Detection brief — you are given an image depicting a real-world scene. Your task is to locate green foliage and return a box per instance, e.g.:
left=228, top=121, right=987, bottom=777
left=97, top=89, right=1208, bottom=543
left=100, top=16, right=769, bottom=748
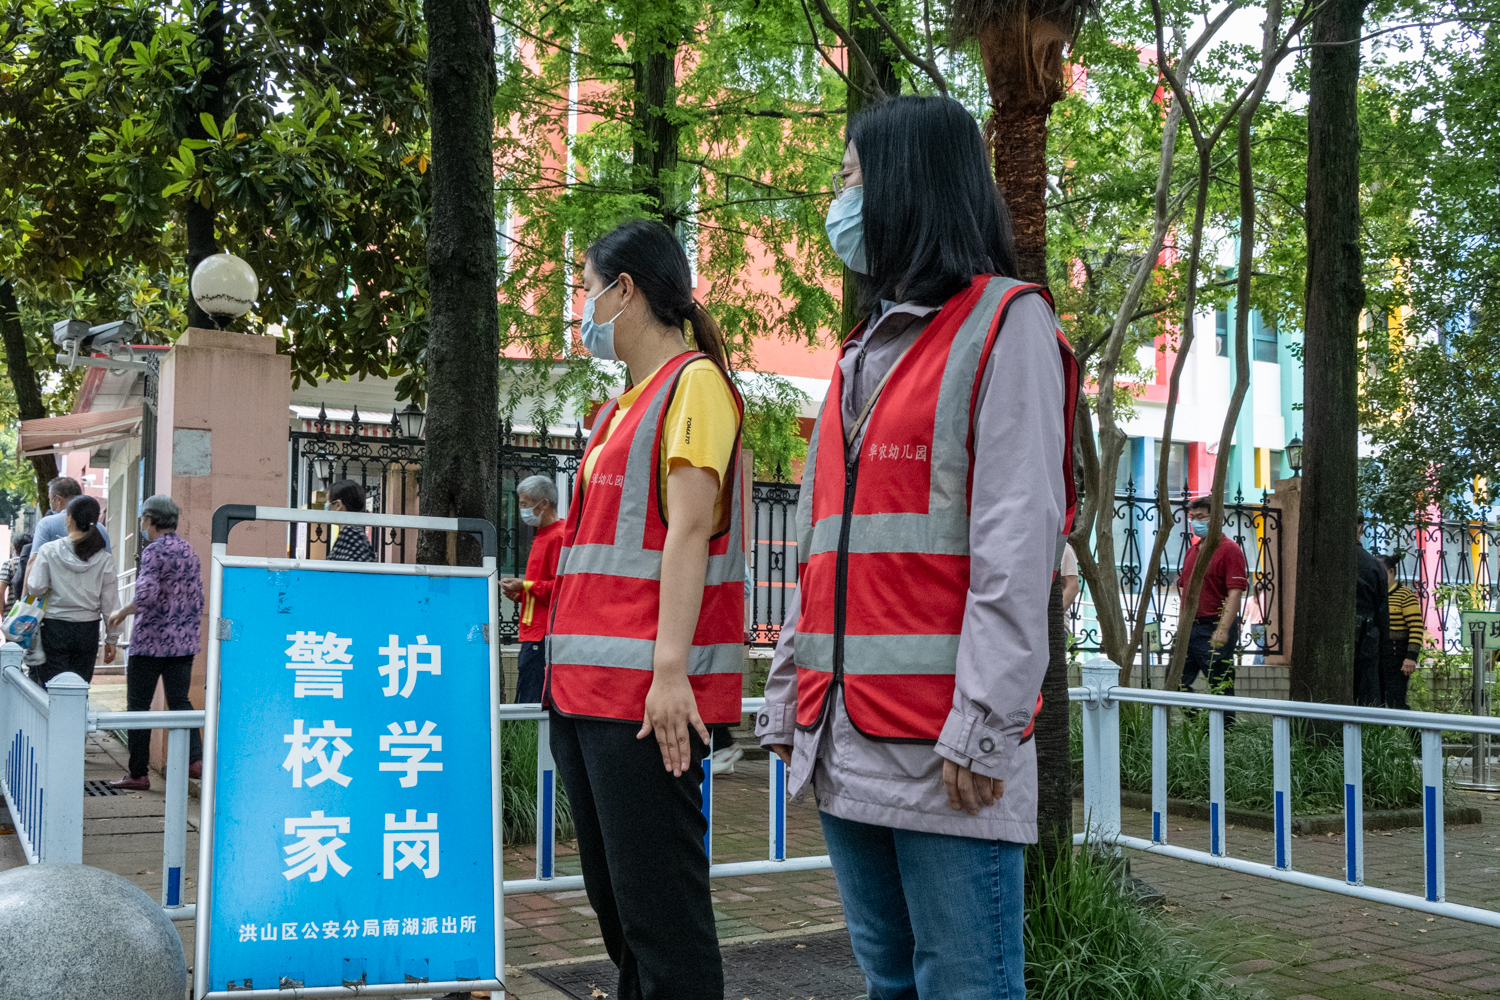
left=500, top=720, right=574, bottom=846
left=1071, top=705, right=1437, bottom=814
left=734, top=372, right=809, bottom=480
left=1026, top=847, right=1247, bottom=1000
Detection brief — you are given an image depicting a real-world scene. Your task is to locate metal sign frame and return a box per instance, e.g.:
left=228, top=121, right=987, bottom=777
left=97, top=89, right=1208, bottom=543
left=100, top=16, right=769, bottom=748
left=195, top=505, right=503, bottom=1000
left=1460, top=609, right=1500, bottom=651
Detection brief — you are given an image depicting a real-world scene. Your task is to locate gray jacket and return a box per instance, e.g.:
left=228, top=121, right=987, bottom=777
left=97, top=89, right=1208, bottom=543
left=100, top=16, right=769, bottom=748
left=755, top=292, right=1066, bottom=842
left=29, top=538, right=120, bottom=641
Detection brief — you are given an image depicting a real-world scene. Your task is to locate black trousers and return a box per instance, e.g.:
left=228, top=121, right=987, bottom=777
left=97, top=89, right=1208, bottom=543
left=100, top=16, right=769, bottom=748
left=34, top=618, right=101, bottom=686
left=1182, top=616, right=1239, bottom=725
left=1380, top=642, right=1411, bottom=711
left=515, top=641, right=545, bottom=703
left=127, top=653, right=203, bottom=778
left=549, top=710, right=723, bottom=1000
left=1353, top=616, right=1384, bottom=706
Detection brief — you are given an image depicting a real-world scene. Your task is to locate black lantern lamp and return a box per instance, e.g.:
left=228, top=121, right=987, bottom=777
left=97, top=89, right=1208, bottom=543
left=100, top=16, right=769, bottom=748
left=1286, top=436, right=1303, bottom=477
left=396, top=401, right=426, bottom=440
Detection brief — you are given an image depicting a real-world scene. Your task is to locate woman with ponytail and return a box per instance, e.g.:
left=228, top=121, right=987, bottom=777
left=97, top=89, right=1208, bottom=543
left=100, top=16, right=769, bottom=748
left=544, top=218, right=743, bottom=999
left=28, top=494, right=120, bottom=685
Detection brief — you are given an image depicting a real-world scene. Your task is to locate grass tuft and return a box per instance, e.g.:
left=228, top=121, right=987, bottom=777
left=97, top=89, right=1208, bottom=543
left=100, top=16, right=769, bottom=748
left=500, top=720, right=575, bottom=845
left=1027, top=847, right=1250, bottom=999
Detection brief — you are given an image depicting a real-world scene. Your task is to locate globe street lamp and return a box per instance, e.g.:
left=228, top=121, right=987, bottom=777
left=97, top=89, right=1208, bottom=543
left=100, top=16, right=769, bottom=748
left=190, top=253, right=258, bottom=329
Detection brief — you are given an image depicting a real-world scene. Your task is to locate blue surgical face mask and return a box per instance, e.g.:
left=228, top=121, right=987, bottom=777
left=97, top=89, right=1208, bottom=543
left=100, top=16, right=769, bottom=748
left=580, top=279, right=624, bottom=361
left=825, top=185, right=867, bottom=274
left=519, top=506, right=540, bottom=527
left=1190, top=518, right=1208, bottom=538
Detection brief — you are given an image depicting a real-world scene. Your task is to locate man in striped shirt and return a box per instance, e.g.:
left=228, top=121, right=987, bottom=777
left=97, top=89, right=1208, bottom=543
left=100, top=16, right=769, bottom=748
left=1376, top=554, right=1423, bottom=710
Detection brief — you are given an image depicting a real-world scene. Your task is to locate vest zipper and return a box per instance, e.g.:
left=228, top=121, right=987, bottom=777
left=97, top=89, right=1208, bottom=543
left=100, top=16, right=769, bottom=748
left=831, top=453, right=859, bottom=714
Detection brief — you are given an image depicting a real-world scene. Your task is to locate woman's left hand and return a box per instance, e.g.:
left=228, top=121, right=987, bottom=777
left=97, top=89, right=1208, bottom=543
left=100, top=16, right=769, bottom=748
left=943, top=758, right=1004, bottom=815
left=638, top=667, right=710, bottom=777
left=103, top=643, right=117, bottom=665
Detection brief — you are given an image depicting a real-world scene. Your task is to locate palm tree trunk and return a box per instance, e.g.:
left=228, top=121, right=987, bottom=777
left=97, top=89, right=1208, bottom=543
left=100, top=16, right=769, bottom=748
left=990, top=95, right=1053, bottom=287
left=418, top=0, right=499, bottom=565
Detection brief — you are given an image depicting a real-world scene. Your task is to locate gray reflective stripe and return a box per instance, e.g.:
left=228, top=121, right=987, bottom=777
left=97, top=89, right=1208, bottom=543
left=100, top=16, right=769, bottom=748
left=550, top=634, right=745, bottom=674
left=563, top=543, right=662, bottom=580
left=808, top=512, right=969, bottom=558
left=615, top=377, right=678, bottom=549
left=842, top=633, right=959, bottom=675
left=791, top=630, right=834, bottom=672
left=791, top=630, right=958, bottom=676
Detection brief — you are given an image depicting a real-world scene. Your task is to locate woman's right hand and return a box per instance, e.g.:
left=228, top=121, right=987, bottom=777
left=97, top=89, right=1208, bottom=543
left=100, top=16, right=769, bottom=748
left=768, top=743, right=792, bottom=767
left=638, top=667, right=711, bottom=777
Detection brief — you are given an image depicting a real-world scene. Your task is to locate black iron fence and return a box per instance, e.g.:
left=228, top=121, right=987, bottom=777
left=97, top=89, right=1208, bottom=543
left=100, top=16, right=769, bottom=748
left=1365, top=517, right=1500, bottom=654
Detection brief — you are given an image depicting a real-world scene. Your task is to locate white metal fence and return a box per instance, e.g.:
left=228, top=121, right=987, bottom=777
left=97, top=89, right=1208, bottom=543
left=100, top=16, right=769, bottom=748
left=0, top=645, right=86, bottom=864
left=1073, top=657, right=1500, bottom=928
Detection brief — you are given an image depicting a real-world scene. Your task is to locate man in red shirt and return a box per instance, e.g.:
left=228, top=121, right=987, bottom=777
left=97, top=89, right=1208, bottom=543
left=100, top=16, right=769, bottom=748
left=1178, top=495, right=1249, bottom=723
left=501, top=475, right=566, bottom=703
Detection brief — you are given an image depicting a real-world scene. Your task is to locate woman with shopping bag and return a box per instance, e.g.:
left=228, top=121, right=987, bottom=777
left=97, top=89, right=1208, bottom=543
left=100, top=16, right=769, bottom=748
left=27, top=494, right=119, bottom=686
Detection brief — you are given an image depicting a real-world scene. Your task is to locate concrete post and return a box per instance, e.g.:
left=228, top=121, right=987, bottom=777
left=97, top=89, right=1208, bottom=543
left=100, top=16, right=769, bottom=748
left=1265, top=476, right=1301, bottom=666
left=41, top=671, right=88, bottom=864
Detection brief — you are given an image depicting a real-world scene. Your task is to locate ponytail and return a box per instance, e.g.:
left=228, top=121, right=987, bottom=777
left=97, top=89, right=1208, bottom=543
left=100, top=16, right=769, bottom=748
left=66, top=494, right=106, bottom=561
left=684, top=301, right=729, bottom=372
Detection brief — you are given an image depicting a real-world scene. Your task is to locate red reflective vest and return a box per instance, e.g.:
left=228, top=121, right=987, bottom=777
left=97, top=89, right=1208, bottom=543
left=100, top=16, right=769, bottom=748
left=547, top=351, right=747, bottom=725
left=794, top=276, right=1079, bottom=741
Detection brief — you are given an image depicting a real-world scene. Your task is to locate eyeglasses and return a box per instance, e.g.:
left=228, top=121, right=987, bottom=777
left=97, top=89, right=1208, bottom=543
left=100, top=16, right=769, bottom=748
left=831, top=168, right=855, bottom=195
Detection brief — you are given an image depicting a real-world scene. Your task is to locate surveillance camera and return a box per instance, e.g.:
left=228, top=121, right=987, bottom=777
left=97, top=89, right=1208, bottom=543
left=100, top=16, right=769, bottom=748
left=86, top=320, right=136, bottom=353
left=51, top=318, right=91, bottom=349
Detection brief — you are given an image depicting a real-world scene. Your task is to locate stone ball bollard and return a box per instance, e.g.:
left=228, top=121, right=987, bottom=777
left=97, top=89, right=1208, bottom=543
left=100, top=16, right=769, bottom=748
left=0, top=863, right=186, bottom=999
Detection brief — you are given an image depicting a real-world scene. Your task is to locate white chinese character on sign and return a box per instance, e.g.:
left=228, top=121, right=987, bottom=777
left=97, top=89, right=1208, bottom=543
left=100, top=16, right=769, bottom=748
left=285, top=631, right=354, bottom=698
left=460, top=916, right=476, bottom=933
left=282, top=811, right=352, bottom=882
left=378, top=634, right=441, bottom=698
left=239, top=924, right=257, bottom=942
left=383, top=918, right=400, bottom=936
left=383, top=810, right=440, bottom=879
left=379, top=721, right=442, bottom=787
left=402, top=917, right=420, bottom=935
left=442, top=917, right=457, bottom=934
left=282, top=922, right=299, bottom=940
left=282, top=720, right=354, bottom=788
left=322, top=920, right=340, bottom=939
left=363, top=919, right=380, bottom=937
left=261, top=924, right=278, bottom=941
left=342, top=920, right=359, bottom=938
left=301, top=921, right=320, bottom=939
left=422, top=917, right=438, bottom=934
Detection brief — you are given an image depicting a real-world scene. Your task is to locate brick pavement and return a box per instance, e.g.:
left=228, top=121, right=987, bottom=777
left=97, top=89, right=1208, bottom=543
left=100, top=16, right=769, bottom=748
left=1102, top=790, right=1500, bottom=999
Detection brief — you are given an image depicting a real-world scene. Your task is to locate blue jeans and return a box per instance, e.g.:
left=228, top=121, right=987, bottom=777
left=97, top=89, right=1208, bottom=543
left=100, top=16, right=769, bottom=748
left=820, top=811, right=1027, bottom=1000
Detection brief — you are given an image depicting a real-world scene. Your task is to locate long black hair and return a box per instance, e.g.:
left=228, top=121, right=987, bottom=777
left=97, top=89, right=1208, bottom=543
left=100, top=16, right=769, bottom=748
left=584, top=219, right=730, bottom=371
left=848, top=96, right=1019, bottom=312
left=66, top=494, right=106, bottom=561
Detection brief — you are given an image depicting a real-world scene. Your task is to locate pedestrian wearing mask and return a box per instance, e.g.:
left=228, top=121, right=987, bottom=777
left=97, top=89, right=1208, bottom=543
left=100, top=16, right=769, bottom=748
left=758, top=96, right=1078, bottom=1000
left=500, top=474, right=566, bottom=703
left=27, top=494, right=119, bottom=686
left=325, top=479, right=377, bottom=562
left=1178, top=495, right=1248, bottom=723
left=546, top=218, right=744, bottom=1000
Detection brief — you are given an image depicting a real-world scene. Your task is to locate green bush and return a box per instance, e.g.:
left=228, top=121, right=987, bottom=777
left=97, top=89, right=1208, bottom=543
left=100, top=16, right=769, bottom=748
left=1071, top=704, right=1439, bottom=814
left=500, top=721, right=575, bottom=845
left=1026, top=848, right=1246, bottom=999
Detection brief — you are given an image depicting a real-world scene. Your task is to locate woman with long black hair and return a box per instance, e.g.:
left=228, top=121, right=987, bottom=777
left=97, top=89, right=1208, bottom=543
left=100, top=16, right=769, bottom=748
left=545, top=219, right=744, bottom=1000
left=758, top=95, right=1077, bottom=998
left=28, top=494, right=119, bottom=686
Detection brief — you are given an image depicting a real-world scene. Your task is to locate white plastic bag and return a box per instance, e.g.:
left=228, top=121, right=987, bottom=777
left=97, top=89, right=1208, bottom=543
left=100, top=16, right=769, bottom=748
left=2, top=592, right=46, bottom=648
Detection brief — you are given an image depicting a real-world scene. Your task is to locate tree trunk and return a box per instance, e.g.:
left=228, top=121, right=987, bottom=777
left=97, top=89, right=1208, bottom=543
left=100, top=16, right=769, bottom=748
left=1032, top=575, right=1072, bottom=877
left=839, top=0, right=899, bottom=337
left=184, top=0, right=230, bottom=330
left=418, top=0, right=499, bottom=566
left=633, top=34, right=681, bottom=232
left=0, top=281, right=58, bottom=498
left=1292, top=0, right=1366, bottom=707
left=990, top=95, right=1053, bottom=286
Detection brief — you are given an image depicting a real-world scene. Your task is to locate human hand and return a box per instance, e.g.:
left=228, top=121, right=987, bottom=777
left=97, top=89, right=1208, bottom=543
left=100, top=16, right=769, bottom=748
left=768, top=743, right=792, bottom=767
left=637, top=668, right=710, bottom=777
left=499, top=577, right=523, bottom=600
left=1402, top=658, right=1417, bottom=677
left=104, top=643, right=117, bottom=665
left=106, top=610, right=127, bottom=631
left=943, top=758, right=1004, bottom=815
left=1210, top=626, right=1230, bottom=649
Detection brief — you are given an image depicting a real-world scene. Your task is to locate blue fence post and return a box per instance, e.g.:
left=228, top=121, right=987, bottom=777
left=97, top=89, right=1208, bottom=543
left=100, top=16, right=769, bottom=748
left=1272, top=715, right=1292, bottom=870
left=535, top=718, right=556, bottom=880
left=1343, top=722, right=1364, bottom=885
left=162, top=728, right=188, bottom=907
left=1421, top=728, right=1445, bottom=903
left=1209, top=710, right=1226, bottom=858
left=1151, top=704, right=1167, bottom=844
left=768, top=754, right=786, bottom=862
left=1080, top=657, right=1121, bottom=854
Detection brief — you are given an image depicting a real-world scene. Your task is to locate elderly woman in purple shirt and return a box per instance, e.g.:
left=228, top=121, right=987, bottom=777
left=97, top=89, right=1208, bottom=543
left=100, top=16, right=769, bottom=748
left=107, top=494, right=205, bottom=791
left=757, top=97, right=1070, bottom=999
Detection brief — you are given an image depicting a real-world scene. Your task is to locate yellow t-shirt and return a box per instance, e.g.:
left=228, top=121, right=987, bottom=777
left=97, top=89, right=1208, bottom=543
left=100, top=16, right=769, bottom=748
left=582, top=358, right=740, bottom=531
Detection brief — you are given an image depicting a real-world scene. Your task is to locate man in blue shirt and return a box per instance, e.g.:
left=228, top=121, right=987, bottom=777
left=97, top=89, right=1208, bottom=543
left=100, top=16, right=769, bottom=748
left=23, top=477, right=110, bottom=590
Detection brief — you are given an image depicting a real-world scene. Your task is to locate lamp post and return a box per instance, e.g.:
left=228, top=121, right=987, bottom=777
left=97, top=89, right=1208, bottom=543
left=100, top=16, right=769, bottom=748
left=395, top=401, right=426, bottom=441
left=190, top=253, right=258, bottom=329
left=1286, top=436, right=1303, bottom=477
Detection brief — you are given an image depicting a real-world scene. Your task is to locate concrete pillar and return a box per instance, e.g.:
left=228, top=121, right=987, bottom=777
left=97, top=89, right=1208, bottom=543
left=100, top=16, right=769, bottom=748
left=1265, top=476, right=1301, bottom=666
left=148, top=328, right=290, bottom=764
